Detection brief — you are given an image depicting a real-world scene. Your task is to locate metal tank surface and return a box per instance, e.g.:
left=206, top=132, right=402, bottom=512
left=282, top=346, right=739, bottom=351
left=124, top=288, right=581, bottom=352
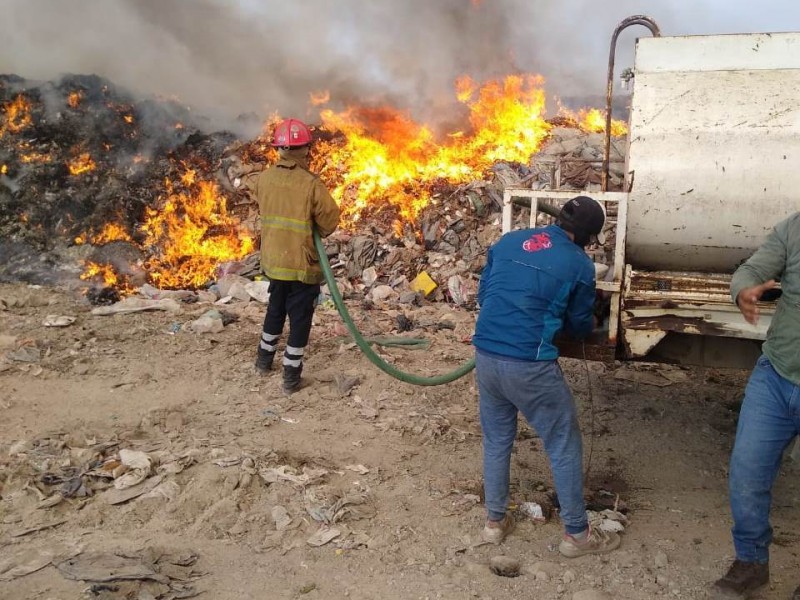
left=625, top=33, right=800, bottom=272
left=501, top=24, right=798, bottom=366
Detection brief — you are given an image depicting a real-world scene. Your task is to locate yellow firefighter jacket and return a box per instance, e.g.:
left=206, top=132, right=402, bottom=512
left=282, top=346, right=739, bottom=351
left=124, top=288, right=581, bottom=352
left=252, top=154, right=340, bottom=284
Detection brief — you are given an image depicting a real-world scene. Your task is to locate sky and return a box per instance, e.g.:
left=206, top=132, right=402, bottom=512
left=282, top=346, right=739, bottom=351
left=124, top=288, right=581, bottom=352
left=1, top=0, right=798, bottom=132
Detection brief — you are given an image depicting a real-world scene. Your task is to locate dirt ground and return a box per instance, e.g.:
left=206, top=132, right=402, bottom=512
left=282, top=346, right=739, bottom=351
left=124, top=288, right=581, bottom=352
left=1, top=281, right=798, bottom=600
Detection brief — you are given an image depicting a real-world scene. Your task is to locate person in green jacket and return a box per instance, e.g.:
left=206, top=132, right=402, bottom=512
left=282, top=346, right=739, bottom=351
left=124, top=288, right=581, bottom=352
left=712, top=213, right=800, bottom=600
left=249, top=118, right=340, bottom=394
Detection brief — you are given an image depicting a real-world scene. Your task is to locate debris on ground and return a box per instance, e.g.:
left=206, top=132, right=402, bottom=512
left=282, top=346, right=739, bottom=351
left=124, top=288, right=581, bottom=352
left=55, top=549, right=202, bottom=599
left=91, top=297, right=182, bottom=316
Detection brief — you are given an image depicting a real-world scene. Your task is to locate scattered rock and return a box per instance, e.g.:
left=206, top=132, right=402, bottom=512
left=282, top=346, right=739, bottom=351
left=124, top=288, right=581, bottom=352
left=655, top=550, right=669, bottom=568
left=42, top=315, right=76, bottom=327
left=245, top=280, right=271, bottom=303
left=532, top=561, right=559, bottom=581
left=370, top=285, right=396, bottom=302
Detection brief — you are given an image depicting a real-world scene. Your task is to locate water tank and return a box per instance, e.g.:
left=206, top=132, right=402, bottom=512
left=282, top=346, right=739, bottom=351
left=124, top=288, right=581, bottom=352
left=625, top=33, right=800, bottom=272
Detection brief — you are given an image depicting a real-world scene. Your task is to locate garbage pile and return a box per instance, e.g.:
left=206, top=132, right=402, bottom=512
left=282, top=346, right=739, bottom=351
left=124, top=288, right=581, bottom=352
left=1, top=73, right=626, bottom=306
left=0, top=74, right=228, bottom=246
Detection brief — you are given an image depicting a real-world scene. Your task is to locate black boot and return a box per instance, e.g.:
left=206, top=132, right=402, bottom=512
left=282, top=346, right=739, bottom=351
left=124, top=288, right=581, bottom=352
left=711, top=560, right=769, bottom=599
left=255, top=349, right=275, bottom=375
left=283, top=364, right=303, bottom=394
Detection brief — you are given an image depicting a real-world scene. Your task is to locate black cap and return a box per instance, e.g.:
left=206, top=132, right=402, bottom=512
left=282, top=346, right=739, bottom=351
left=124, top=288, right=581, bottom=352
left=557, top=196, right=606, bottom=247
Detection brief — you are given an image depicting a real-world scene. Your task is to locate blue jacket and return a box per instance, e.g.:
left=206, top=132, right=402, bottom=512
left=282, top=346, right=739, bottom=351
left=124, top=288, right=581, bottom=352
left=473, top=225, right=596, bottom=361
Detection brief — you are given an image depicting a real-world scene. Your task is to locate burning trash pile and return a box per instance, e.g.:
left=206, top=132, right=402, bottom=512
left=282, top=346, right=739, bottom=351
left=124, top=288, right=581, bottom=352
left=0, top=72, right=627, bottom=307
left=0, top=74, right=253, bottom=295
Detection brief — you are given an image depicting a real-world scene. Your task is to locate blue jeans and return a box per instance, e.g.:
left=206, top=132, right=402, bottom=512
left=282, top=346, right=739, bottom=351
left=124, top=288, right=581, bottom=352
left=475, top=350, right=588, bottom=534
left=730, top=355, right=800, bottom=563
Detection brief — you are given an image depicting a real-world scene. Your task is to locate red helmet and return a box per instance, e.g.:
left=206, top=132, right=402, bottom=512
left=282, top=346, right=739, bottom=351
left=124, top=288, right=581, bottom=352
left=271, top=118, right=312, bottom=147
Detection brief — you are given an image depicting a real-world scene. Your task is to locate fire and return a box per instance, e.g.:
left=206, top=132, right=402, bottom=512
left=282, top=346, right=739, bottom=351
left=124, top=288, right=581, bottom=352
left=311, top=74, right=552, bottom=223
left=0, top=95, right=33, bottom=137
left=20, top=152, right=52, bottom=163
left=576, top=107, right=628, bottom=136
left=139, top=170, right=255, bottom=289
left=309, top=90, right=330, bottom=107
left=123, top=114, right=134, bottom=124
left=180, top=165, right=196, bottom=186
left=67, top=91, right=83, bottom=108
left=175, top=123, right=184, bottom=130
left=80, top=261, right=121, bottom=287
left=556, top=106, right=628, bottom=137
left=67, top=152, right=97, bottom=176
left=1, top=164, right=7, bottom=175
left=80, top=260, right=136, bottom=294
left=74, top=222, right=132, bottom=246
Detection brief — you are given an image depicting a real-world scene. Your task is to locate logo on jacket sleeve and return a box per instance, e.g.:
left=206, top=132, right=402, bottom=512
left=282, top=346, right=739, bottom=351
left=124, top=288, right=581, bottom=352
left=522, top=232, right=553, bottom=252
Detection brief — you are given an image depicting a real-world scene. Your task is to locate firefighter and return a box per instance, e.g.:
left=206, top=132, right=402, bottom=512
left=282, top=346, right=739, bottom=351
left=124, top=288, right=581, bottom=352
left=712, top=213, right=800, bottom=600
left=250, top=118, right=340, bottom=394
left=472, top=196, right=621, bottom=557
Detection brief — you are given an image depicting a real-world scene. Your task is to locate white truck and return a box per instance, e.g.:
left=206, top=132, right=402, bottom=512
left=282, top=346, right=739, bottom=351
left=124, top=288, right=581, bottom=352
left=503, top=24, right=800, bottom=368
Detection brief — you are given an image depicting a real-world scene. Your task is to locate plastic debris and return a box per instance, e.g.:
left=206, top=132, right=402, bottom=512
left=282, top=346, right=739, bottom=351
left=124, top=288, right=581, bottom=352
left=91, top=297, right=181, bottom=316
left=306, top=527, right=341, bottom=547
left=272, top=506, right=292, bottom=531
left=42, top=315, right=76, bottom=327
left=410, top=271, right=437, bottom=296
left=259, top=465, right=328, bottom=487
left=185, top=309, right=225, bottom=334
left=520, top=501, right=546, bottom=522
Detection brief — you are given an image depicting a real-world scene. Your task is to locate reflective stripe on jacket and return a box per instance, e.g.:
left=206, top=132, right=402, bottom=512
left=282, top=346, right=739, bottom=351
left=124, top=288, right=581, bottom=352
left=254, top=157, right=340, bottom=284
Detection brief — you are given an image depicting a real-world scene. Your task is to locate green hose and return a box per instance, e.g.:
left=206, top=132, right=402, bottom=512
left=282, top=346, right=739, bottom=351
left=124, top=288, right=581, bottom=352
left=313, top=229, right=475, bottom=385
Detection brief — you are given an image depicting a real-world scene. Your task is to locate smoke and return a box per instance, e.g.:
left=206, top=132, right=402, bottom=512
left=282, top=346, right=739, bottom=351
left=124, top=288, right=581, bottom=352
left=1, top=0, right=798, bottom=132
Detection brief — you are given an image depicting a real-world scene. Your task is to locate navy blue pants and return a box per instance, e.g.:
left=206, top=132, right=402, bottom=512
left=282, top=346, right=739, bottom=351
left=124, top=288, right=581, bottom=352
left=260, top=280, right=319, bottom=367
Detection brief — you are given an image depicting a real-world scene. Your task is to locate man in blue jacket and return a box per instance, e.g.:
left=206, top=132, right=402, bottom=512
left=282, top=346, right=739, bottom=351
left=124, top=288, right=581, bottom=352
left=472, top=196, right=620, bottom=557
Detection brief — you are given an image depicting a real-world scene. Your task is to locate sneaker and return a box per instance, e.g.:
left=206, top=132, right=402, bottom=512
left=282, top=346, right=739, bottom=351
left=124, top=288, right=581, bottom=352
left=559, top=527, right=621, bottom=558
left=255, top=350, right=274, bottom=375
left=711, top=560, right=769, bottom=599
left=481, top=514, right=515, bottom=545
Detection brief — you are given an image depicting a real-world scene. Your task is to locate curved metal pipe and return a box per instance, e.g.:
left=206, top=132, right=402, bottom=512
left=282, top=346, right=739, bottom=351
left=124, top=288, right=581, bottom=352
left=602, top=15, right=661, bottom=191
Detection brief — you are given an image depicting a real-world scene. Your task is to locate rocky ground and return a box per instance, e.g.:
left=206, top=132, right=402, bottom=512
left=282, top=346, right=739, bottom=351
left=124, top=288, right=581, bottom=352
left=1, top=281, right=799, bottom=600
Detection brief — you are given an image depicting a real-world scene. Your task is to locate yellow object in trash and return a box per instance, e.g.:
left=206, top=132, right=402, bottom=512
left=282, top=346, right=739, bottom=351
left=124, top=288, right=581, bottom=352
left=410, top=271, right=437, bottom=296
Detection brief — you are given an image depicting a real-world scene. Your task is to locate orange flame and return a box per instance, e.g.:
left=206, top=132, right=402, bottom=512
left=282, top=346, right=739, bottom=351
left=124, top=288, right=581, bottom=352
left=67, top=91, right=83, bottom=109
left=558, top=106, right=628, bottom=137
left=139, top=171, right=255, bottom=289
left=81, top=261, right=120, bottom=286
left=0, top=95, right=33, bottom=137
left=67, top=153, right=96, bottom=176
left=311, top=74, right=552, bottom=223
left=123, top=114, right=134, bottom=124
left=74, top=223, right=132, bottom=245
left=0, top=164, right=7, bottom=175
left=576, top=108, right=628, bottom=136
left=79, top=261, right=136, bottom=295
